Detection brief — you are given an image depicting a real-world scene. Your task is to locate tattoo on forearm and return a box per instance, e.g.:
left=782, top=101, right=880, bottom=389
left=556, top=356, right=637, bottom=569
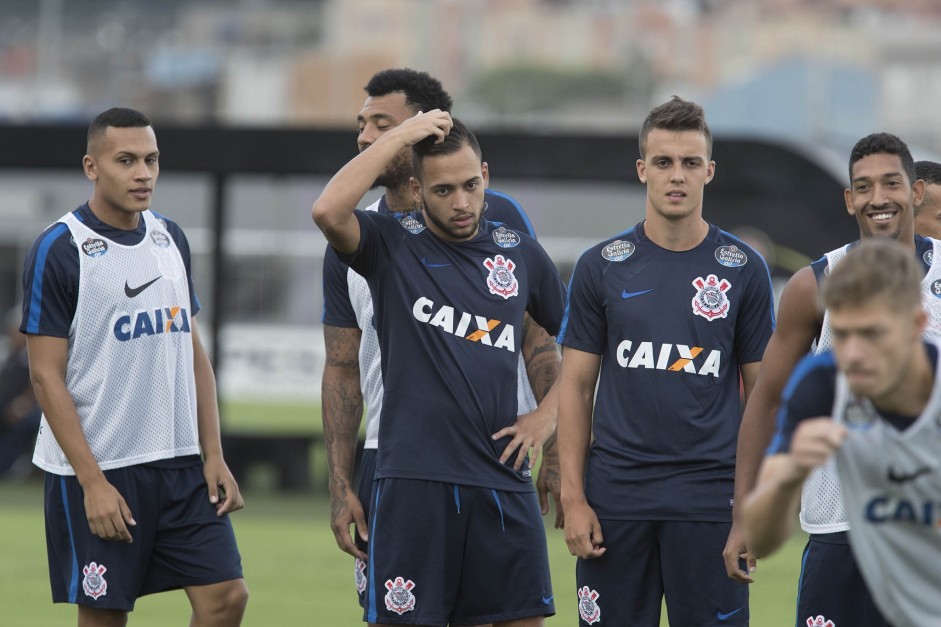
left=322, top=325, right=364, bottom=498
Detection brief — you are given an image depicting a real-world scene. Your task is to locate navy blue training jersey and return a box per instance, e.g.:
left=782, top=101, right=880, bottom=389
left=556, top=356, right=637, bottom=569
left=322, top=189, right=536, bottom=328
left=21, top=203, right=199, bottom=337
left=337, top=210, right=565, bottom=492
left=559, top=222, right=775, bottom=521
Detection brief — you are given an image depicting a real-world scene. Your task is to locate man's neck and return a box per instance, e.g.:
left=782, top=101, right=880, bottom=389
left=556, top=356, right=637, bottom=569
left=643, top=214, right=709, bottom=251
left=382, top=185, right=420, bottom=214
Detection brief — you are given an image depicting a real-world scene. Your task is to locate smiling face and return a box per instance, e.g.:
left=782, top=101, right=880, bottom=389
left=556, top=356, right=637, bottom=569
left=410, top=143, right=489, bottom=242
left=845, top=152, right=923, bottom=242
left=83, top=125, right=159, bottom=229
left=636, top=128, right=715, bottom=224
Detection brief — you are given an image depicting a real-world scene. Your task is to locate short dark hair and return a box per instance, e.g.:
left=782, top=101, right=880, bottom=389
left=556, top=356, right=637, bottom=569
left=411, top=118, right=481, bottom=180
left=915, top=160, right=941, bottom=186
left=364, top=68, right=453, bottom=114
left=638, top=96, right=712, bottom=159
left=87, top=107, right=152, bottom=151
left=822, top=239, right=922, bottom=314
left=848, top=133, right=915, bottom=185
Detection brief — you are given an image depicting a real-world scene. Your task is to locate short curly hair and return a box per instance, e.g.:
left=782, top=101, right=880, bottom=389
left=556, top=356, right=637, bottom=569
left=364, top=68, right=454, bottom=113
left=848, top=133, right=915, bottom=185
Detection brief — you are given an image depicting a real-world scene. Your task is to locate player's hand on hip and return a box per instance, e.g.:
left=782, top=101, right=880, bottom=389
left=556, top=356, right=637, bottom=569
left=790, top=417, right=847, bottom=473
left=83, top=476, right=136, bottom=543
left=494, top=406, right=555, bottom=471
left=330, top=488, right=368, bottom=561
left=564, top=501, right=606, bottom=559
left=722, top=521, right=755, bottom=583
left=203, top=457, right=244, bottom=516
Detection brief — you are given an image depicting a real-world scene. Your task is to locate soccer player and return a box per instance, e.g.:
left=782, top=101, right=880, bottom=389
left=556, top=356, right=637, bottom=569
left=320, top=68, right=562, bottom=611
left=557, top=96, right=775, bottom=626
left=21, top=108, right=248, bottom=626
left=730, top=133, right=938, bottom=627
left=744, top=239, right=941, bottom=627
left=312, top=113, right=564, bottom=626
left=914, top=160, right=941, bottom=239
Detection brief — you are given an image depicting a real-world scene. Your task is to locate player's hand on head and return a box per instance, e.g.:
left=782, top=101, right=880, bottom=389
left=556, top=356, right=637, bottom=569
left=83, top=476, right=136, bottom=543
left=329, top=488, right=368, bottom=561
left=564, top=501, right=606, bottom=559
left=394, top=109, right=452, bottom=146
left=790, top=417, right=847, bottom=473
left=203, top=457, right=244, bottom=516
left=722, top=522, right=756, bottom=583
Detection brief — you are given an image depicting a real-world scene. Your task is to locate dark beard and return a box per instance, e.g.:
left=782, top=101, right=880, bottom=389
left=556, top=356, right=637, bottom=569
left=421, top=197, right=482, bottom=241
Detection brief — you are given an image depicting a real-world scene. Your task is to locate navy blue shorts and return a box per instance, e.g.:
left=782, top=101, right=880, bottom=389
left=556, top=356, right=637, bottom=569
left=364, top=478, right=554, bottom=625
left=795, top=532, right=889, bottom=627
left=353, top=448, right=377, bottom=607
left=576, top=520, right=748, bottom=626
left=44, top=460, right=243, bottom=611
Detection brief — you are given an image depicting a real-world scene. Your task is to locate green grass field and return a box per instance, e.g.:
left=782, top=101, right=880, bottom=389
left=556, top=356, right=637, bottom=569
left=0, top=478, right=807, bottom=626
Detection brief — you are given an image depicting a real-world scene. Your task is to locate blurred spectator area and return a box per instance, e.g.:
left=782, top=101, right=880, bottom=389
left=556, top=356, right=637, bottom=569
left=0, top=122, right=857, bottom=489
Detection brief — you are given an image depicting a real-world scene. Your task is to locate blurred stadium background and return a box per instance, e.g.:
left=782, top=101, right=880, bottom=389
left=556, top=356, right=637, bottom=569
left=1, top=0, right=939, bottom=623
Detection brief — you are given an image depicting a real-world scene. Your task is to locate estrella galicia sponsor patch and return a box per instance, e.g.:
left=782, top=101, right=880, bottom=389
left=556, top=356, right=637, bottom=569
left=384, top=576, right=416, bottom=615
left=601, top=240, right=635, bottom=262
left=931, top=279, right=941, bottom=299
left=925, top=249, right=934, bottom=267
left=715, top=245, right=748, bottom=267
left=81, top=238, right=108, bottom=257
left=150, top=230, right=171, bottom=248
left=691, top=274, right=731, bottom=321
left=82, top=562, right=108, bottom=600
left=398, top=214, right=425, bottom=234
left=484, top=255, right=519, bottom=299
left=492, top=226, right=521, bottom=248
left=577, top=586, right=601, bottom=624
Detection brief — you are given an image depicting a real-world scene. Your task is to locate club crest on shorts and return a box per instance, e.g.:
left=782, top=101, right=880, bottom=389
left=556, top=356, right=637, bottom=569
left=484, top=255, right=519, bottom=299
left=384, top=576, right=416, bottom=615
left=354, top=558, right=367, bottom=594
left=691, top=274, right=731, bottom=321
left=806, top=616, right=835, bottom=627
left=577, top=586, right=601, bottom=624
left=82, top=562, right=108, bottom=600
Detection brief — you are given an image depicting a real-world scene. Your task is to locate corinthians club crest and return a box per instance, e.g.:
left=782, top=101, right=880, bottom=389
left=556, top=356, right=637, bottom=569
left=577, top=586, right=601, bottom=624
left=384, top=576, right=417, bottom=615
left=82, top=562, right=108, bottom=600
left=691, top=274, right=731, bottom=321
left=484, top=255, right=519, bottom=299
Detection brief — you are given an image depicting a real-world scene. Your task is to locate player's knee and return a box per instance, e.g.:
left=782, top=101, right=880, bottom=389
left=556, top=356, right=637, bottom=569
left=191, top=579, right=249, bottom=625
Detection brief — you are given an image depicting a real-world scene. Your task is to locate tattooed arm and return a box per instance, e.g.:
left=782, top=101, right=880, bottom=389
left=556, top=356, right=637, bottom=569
left=322, top=323, right=367, bottom=559
left=493, top=314, right=564, bottom=526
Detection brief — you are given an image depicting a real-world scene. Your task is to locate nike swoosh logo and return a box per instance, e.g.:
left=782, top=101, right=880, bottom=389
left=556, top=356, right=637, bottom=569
left=541, top=595, right=554, bottom=605
left=621, top=288, right=653, bottom=299
left=887, top=466, right=932, bottom=483
left=125, top=276, right=162, bottom=298
left=422, top=257, right=450, bottom=268
left=716, top=608, right=743, bottom=621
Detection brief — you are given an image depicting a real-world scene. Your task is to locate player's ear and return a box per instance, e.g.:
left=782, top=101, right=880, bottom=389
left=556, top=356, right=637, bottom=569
left=844, top=188, right=855, bottom=216
left=409, top=176, right=422, bottom=203
left=481, top=161, right=490, bottom=189
left=912, top=178, right=926, bottom=208
left=83, top=155, right=97, bottom=181
left=704, top=160, right=716, bottom=185
left=636, top=159, right=647, bottom=184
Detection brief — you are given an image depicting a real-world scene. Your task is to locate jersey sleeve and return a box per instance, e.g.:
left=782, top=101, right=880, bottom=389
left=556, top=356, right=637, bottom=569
left=20, top=223, right=79, bottom=338
left=734, top=253, right=776, bottom=364
left=557, top=249, right=605, bottom=354
left=525, top=241, right=566, bottom=337
left=159, top=216, right=201, bottom=316
left=484, top=190, right=536, bottom=238
left=766, top=352, right=837, bottom=455
left=321, top=245, right=358, bottom=328
left=337, top=210, right=399, bottom=278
